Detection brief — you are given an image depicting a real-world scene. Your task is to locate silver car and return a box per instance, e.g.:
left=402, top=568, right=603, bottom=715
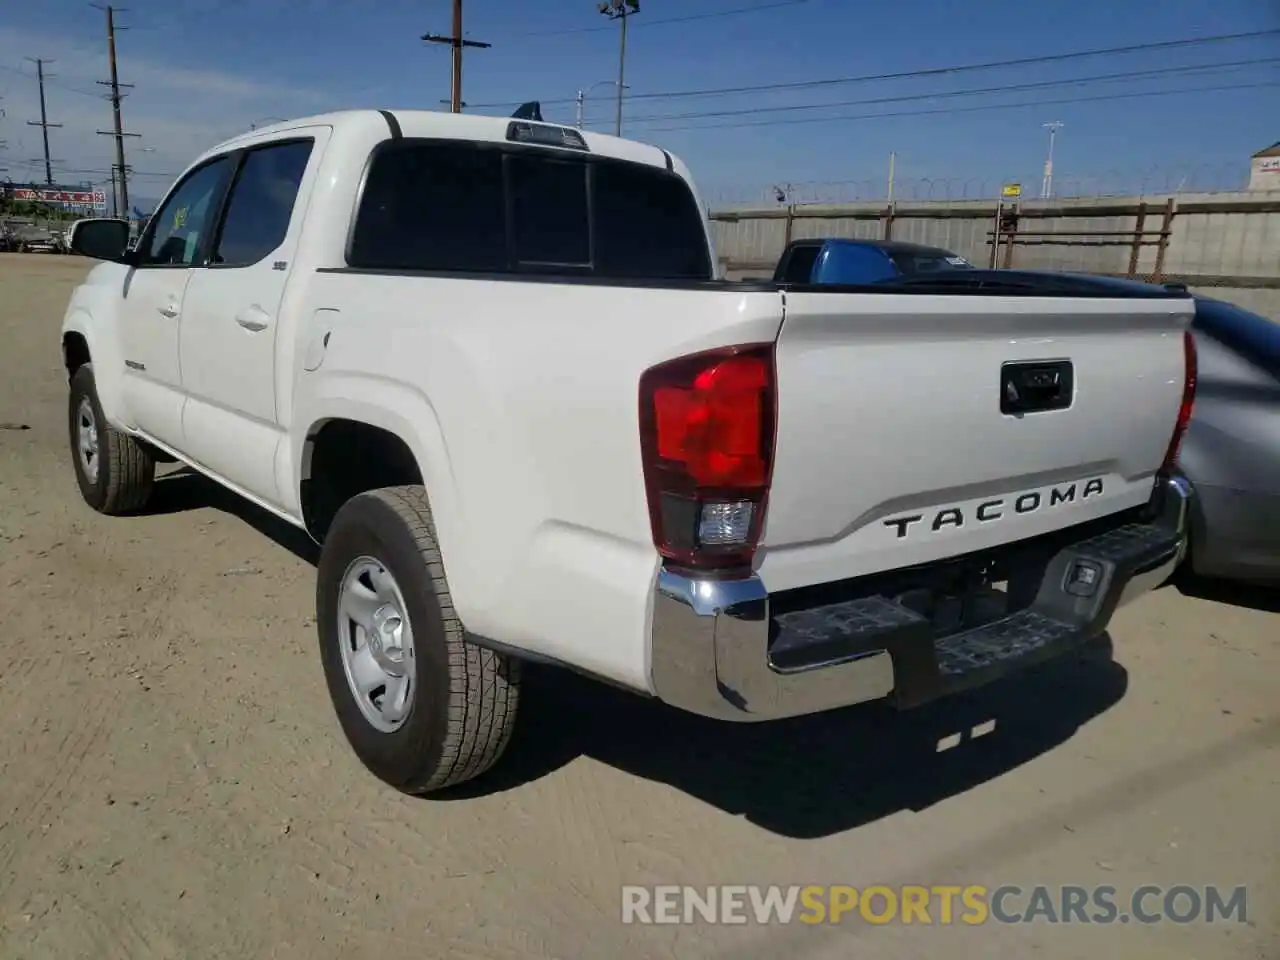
left=1178, top=296, right=1280, bottom=584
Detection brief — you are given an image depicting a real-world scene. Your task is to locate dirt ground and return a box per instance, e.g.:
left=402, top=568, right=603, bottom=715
left=0, top=252, right=1275, bottom=960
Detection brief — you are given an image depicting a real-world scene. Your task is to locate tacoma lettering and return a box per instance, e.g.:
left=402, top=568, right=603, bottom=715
left=883, top=478, right=1105, bottom=539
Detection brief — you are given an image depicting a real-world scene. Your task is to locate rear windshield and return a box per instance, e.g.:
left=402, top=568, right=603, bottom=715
left=774, top=244, right=821, bottom=283
left=348, top=139, right=713, bottom=281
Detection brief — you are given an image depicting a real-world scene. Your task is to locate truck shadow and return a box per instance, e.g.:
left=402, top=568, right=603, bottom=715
left=144, top=469, right=319, bottom=564
left=1169, top=572, right=1280, bottom=613
left=451, top=635, right=1127, bottom=839
left=140, top=470, right=1129, bottom=838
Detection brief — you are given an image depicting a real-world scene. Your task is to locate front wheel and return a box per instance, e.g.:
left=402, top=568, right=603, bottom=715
left=68, top=364, right=155, bottom=514
left=315, top=486, right=521, bottom=794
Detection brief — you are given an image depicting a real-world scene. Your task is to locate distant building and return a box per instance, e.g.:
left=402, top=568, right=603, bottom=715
left=1248, top=141, right=1280, bottom=191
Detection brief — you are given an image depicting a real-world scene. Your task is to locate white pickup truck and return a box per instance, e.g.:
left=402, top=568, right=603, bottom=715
left=62, top=109, right=1195, bottom=794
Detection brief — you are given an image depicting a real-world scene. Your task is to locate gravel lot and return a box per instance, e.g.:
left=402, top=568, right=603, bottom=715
left=0, top=252, right=1276, bottom=960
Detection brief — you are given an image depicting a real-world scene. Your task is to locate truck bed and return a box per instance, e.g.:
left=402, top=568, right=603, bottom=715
left=304, top=268, right=1190, bottom=610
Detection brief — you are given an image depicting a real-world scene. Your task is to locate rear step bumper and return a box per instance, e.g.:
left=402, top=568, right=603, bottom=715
left=649, top=473, right=1191, bottom=722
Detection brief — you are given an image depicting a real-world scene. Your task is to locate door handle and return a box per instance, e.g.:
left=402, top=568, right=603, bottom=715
left=158, top=303, right=180, bottom=319
left=235, top=306, right=270, bottom=332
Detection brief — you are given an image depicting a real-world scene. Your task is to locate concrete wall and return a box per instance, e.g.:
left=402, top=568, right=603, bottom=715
left=709, top=191, right=1280, bottom=319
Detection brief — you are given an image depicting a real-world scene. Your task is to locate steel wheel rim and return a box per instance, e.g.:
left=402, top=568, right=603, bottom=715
left=76, top=397, right=100, bottom=485
left=337, top=556, right=417, bottom=733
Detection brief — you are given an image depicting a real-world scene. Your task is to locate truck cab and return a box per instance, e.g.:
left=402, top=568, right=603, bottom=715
left=773, top=237, right=975, bottom=286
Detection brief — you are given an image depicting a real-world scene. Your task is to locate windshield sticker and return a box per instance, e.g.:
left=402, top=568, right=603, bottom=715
left=173, top=206, right=189, bottom=232
left=946, top=256, right=970, bottom=266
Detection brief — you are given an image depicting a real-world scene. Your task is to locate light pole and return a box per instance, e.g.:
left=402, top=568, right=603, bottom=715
left=1041, top=121, right=1063, bottom=199
left=576, top=80, right=628, bottom=130
left=597, top=0, right=640, bottom=136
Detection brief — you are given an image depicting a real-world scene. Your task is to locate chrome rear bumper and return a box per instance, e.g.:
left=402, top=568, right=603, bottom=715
left=649, top=473, right=1191, bottom=722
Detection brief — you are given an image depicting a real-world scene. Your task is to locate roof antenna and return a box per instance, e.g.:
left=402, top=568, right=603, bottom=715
left=511, top=101, right=543, bottom=122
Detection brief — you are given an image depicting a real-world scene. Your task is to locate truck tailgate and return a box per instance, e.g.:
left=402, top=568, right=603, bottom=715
left=759, top=291, right=1193, bottom=591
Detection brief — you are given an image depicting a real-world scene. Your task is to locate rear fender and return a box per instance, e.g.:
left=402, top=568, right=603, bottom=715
left=295, top=373, right=469, bottom=605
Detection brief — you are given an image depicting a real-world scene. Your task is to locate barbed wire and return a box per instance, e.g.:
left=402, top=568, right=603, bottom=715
left=706, top=161, right=1261, bottom=207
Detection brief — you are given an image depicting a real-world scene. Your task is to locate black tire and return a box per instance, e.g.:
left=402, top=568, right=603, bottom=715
left=68, top=364, right=155, bottom=515
left=315, top=486, right=521, bottom=794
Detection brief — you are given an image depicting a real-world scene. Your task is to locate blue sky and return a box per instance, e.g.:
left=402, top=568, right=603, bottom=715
left=1, top=0, right=1276, bottom=208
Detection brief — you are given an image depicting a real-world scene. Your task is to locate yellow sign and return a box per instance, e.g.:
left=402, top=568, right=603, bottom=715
left=1001, top=183, right=1022, bottom=199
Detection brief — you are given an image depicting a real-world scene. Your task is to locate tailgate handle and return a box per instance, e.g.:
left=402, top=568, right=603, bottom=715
left=1001, top=360, right=1074, bottom=415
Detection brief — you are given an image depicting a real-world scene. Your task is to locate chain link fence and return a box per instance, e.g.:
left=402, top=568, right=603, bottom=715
left=705, top=162, right=1256, bottom=208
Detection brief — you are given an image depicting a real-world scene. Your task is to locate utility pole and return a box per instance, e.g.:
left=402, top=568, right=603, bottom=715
left=597, top=0, right=640, bottom=136
left=423, top=0, right=491, bottom=114
left=575, top=79, right=625, bottom=130
left=93, top=4, right=141, bottom=217
left=25, top=59, right=63, bottom=185
left=1041, top=120, right=1064, bottom=199
left=0, top=97, right=9, bottom=177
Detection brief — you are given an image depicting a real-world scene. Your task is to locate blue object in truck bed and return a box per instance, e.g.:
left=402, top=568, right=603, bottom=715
left=773, top=238, right=975, bottom=285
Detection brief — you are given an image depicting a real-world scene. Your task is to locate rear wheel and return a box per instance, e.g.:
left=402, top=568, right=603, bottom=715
left=315, top=486, right=521, bottom=794
left=68, top=364, right=155, bottom=514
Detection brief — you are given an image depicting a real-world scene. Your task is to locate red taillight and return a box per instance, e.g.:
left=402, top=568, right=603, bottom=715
left=1162, top=329, right=1197, bottom=472
left=639, top=344, right=776, bottom=570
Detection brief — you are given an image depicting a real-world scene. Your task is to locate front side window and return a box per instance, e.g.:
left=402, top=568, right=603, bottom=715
left=213, top=140, right=314, bottom=267
left=347, top=139, right=712, bottom=281
left=140, top=156, right=235, bottom=267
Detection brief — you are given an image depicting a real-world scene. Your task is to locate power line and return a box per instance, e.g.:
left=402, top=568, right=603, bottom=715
left=466, top=27, right=1280, bottom=110
left=130, top=0, right=249, bottom=33
left=24, top=58, right=64, bottom=185
left=0, top=62, right=103, bottom=99
left=514, top=0, right=807, bottom=37
left=12, top=162, right=176, bottom=179
left=618, top=56, right=1280, bottom=125
left=627, top=79, right=1280, bottom=134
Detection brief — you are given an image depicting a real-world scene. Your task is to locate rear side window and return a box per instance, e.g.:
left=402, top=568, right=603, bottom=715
left=347, top=139, right=712, bottom=281
left=889, top=251, right=973, bottom=275
left=214, top=139, right=314, bottom=266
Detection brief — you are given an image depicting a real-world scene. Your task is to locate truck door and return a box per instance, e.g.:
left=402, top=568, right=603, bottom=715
left=177, top=131, right=325, bottom=507
left=117, top=155, right=236, bottom=445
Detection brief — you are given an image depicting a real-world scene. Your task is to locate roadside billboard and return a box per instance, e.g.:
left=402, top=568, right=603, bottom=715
left=3, top=184, right=109, bottom=210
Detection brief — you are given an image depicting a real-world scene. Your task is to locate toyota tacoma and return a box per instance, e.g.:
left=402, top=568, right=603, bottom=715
left=60, top=110, right=1195, bottom=793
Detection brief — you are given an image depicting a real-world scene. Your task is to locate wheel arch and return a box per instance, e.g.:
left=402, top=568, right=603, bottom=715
left=61, top=310, right=130, bottom=429
left=62, top=330, right=91, bottom=376
left=300, top=417, right=424, bottom=539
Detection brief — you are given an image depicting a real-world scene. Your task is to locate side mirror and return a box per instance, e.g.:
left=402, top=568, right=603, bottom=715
left=69, top=218, right=131, bottom=262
